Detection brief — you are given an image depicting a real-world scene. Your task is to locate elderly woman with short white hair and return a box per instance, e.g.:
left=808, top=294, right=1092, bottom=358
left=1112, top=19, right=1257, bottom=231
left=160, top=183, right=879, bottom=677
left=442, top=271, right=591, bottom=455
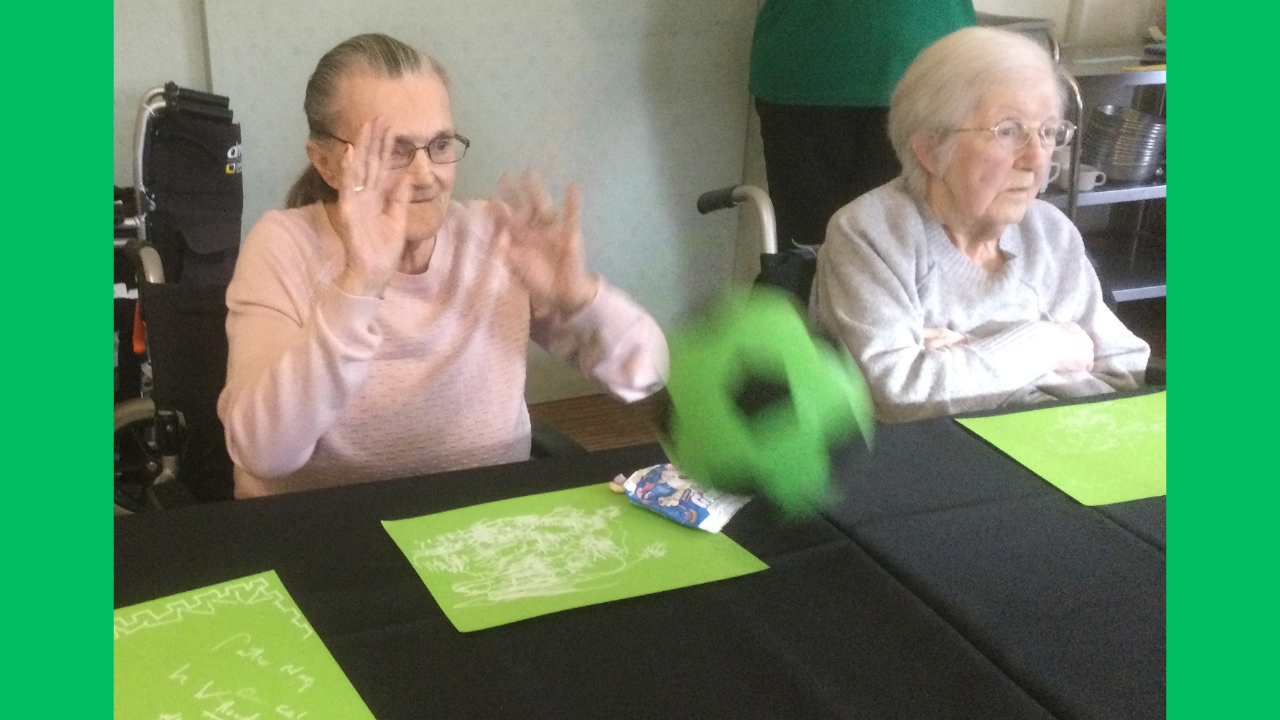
left=810, top=26, right=1150, bottom=423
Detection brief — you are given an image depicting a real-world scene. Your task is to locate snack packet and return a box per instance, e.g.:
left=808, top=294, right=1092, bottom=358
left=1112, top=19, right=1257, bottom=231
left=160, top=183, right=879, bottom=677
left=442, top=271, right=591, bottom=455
left=610, top=463, right=752, bottom=533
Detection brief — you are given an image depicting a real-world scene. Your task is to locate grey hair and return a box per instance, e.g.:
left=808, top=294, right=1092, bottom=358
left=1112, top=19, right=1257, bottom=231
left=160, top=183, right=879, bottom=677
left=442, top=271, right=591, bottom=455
left=285, top=33, right=451, bottom=208
left=887, top=26, right=1064, bottom=198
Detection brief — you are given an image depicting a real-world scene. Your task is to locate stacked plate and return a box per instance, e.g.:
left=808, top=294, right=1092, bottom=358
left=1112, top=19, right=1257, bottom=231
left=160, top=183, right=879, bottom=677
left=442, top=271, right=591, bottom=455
left=1081, top=104, right=1166, bottom=183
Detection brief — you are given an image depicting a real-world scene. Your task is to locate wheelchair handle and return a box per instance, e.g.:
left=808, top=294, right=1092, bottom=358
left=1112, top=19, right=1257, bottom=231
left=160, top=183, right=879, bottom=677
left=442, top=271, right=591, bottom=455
left=696, top=186, right=739, bottom=214
left=695, top=184, right=777, bottom=255
left=165, top=81, right=235, bottom=123
left=132, top=88, right=168, bottom=240
left=165, top=81, right=230, bottom=110
left=131, top=83, right=239, bottom=242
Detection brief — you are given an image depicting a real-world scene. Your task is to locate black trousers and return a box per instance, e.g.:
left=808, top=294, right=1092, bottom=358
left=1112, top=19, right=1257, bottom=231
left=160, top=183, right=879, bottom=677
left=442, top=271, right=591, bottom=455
left=756, top=100, right=902, bottom=249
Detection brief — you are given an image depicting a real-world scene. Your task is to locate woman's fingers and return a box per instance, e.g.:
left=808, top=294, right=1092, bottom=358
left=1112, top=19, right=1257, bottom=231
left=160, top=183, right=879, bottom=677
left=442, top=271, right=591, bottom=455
left=923, top=326, right=966, bottom=350
left=385, top=170, right=414, bottom=220
left=340, top=117, right=396, bottom=195
left=352, top=120, right=374, bottom=192
left=497, top=172, right=521, bottom=210
left=498, top=171, right=564, bottom=230
left=561, top=183, right=581, bottom=233
left=492, top=173, right=597, bottom=317
left=369, top=119, right=394, bottom=193
left=521, top=171, right=558, bottom=227
left=363, top=119, right=386, bottom=193
left=338, top=142, right=356, bottom=195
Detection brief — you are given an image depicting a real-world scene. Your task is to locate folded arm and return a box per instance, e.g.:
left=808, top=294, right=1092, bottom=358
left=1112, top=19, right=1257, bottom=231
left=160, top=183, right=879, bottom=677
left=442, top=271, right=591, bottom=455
left=811, top=225, right=1077, bottom=422
left=1044, top=233, right=1150, bottom=391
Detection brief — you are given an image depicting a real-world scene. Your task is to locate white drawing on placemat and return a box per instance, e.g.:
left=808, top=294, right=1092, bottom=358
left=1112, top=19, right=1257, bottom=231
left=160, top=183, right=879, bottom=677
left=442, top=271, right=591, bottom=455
left=1047, top=402, right=1165, bottom=455
left=113, top=576, right=314, bottom=641
left=410, top=505, right=666, bottom=606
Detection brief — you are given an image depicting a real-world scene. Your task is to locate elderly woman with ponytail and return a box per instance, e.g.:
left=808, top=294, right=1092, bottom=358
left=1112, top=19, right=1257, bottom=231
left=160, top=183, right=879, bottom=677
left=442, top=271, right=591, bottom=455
left=218, top=33, right=668, bottom=498
left=810, top=27, right=1149, bottom=423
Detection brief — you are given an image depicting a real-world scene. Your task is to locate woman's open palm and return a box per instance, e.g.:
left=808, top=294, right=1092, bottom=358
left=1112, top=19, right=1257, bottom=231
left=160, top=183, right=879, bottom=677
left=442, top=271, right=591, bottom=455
left=497, top=171, right=598, bottom=318
left=332, top=118, right=413, bottom=297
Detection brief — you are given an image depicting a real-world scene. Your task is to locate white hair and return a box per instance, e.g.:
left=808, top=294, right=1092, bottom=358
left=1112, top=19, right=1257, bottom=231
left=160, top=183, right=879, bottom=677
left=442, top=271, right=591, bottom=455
left=888, top=27, right=1065, bottom=198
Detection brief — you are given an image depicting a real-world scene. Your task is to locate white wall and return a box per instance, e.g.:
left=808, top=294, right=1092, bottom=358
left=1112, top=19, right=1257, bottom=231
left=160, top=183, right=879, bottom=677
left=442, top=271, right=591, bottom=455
left=1062, top=0, right=1164, bottom=47
left=973, top=0, right=1165, bottom=46
left=113, top=0, right=1163, bottom=402
left=113, top=0, right=209, bottom=187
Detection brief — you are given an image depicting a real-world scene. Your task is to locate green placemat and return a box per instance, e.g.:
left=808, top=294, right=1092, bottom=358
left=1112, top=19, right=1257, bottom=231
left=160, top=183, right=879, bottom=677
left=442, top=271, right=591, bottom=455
left=957, top=392, right=1166, bottom=506
left=383, top=482, right=769, bottom=631
left=114, top=570, right=375, bottom=719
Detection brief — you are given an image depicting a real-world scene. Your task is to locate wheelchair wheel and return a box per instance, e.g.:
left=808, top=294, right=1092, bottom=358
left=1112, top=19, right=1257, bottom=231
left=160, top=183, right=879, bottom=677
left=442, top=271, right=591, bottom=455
left=114, top=398, right=160, bottom=513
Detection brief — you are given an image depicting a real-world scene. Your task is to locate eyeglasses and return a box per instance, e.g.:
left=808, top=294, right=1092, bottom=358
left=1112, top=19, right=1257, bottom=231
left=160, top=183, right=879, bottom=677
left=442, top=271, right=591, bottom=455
left=320, top=131, right=470, bottom=168
left=952, top=119, right=1076, bottom=151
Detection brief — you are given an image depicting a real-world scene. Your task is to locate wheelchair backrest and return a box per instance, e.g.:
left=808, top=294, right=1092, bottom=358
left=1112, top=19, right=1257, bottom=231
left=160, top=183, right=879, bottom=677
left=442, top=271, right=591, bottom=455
left=140, top=83, right=243, bottom=285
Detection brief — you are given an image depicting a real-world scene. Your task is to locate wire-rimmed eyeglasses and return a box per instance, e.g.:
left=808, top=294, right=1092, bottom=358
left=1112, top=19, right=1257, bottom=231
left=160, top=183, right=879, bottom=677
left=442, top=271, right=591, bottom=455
left=320, top=131, right=470, bottom=168
left=951, top=119, right=1076, bottom=151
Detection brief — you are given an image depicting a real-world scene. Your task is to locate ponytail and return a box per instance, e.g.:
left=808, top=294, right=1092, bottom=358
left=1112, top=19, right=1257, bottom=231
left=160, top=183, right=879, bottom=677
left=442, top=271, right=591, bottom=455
left=285, top=165, right=337, bottom=208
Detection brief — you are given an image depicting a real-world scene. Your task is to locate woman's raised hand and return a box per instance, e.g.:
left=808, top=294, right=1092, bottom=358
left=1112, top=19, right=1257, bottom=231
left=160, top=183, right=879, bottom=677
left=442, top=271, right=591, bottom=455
left=333, top=118, right=414, bottom=298
left=496, top=171, right=599, bottom=319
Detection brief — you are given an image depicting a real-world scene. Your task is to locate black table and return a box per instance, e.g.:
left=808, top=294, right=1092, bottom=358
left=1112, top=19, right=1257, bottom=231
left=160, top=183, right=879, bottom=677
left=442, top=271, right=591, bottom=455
left=825, top=394, right=1166, bottom=720
left=116, top=398, right=1164, bottom=719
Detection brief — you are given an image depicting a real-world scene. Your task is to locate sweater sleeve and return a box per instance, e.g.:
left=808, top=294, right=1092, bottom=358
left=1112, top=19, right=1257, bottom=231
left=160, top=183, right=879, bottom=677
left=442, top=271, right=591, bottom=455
left=217, top=213, right=385, bottom=481
left=1035, top=215, right=1150, bottom=391
left=529, top=280, right=669, bottom=403
left=810, top=200, right=1070, bottom=423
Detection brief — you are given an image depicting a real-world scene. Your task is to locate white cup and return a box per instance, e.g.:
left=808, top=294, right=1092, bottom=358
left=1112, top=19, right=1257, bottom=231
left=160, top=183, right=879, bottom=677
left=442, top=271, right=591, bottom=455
left=1039, top=161, right=1062, bottom=194
left=1057, top=163, right=1107, bottom=192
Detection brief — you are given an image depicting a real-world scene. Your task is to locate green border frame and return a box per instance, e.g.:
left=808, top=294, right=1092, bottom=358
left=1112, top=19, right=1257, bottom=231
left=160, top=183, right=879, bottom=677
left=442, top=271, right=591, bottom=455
left=1168, top=0, right=1274, bottom=716
left=88, top=0, right=1265, bottom=716
left=6, top=1, right=111, bottom=716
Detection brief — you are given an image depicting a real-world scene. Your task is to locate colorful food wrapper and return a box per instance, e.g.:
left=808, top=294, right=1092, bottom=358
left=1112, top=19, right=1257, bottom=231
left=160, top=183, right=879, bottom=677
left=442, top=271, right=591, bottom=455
left=610, top=463, right=752, bottom=533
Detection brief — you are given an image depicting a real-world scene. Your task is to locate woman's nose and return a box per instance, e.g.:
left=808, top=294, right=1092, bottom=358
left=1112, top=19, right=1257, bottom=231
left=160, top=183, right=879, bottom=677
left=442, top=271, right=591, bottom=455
left=1019, top=136, right=1052, bottom=170
left=406, top=149, right=441, bottom=184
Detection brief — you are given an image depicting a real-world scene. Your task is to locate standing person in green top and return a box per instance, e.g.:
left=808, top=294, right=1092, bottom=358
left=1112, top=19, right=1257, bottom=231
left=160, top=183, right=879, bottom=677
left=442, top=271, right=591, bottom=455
left=750, top=0, right=975, bottom=250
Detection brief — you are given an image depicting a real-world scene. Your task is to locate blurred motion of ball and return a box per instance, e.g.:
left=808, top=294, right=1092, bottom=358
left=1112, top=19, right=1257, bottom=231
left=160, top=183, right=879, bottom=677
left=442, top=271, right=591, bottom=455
left=652, top=288, right=874, bottom=517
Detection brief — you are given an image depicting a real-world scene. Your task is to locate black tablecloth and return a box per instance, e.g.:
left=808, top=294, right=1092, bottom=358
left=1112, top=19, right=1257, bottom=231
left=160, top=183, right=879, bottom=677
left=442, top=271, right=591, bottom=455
left=826, top=404, right=1166, bottom=720
left=116, top=445, right=1054, bottom=720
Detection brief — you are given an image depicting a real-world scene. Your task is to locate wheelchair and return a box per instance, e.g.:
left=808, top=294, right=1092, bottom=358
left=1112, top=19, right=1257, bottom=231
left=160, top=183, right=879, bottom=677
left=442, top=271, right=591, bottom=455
left=115, top=83, right=243, bottom=513
left=697, top=184, right=816, bottom=303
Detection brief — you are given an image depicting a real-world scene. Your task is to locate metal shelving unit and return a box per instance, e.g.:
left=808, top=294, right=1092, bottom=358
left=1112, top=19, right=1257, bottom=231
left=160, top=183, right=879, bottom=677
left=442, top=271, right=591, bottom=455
left=1057, top=45, right=1166, bottom=302
left=1043, top=179, right=1165, bottom=209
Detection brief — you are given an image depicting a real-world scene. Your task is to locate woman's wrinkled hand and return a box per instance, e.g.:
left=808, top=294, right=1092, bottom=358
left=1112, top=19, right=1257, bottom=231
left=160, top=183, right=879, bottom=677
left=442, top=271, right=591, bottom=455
left=332, top=118, right=414, bottom=298
left=1049, top=321, right=1095, bottom=373
left=495, top=171, right=599, bottom=319
left=923, top=326, right=968, bottom=350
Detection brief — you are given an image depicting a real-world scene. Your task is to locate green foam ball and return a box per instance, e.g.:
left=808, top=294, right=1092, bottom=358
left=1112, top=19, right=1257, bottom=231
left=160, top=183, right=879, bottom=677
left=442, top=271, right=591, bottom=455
left=654, top=288, right=875, bottom=516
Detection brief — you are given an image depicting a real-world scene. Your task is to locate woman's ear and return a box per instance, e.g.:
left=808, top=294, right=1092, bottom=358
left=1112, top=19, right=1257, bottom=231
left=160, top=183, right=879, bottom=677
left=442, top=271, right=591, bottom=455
left=911, top=132, right=952, bottom=176
left=305, top=138, right=342, bottom=189
left=910, top=133, right=940, bottom=177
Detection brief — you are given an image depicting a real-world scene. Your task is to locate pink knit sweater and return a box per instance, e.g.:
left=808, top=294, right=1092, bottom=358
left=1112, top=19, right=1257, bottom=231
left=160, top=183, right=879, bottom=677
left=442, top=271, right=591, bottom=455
left=218, top=200, right=668, bottom=497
